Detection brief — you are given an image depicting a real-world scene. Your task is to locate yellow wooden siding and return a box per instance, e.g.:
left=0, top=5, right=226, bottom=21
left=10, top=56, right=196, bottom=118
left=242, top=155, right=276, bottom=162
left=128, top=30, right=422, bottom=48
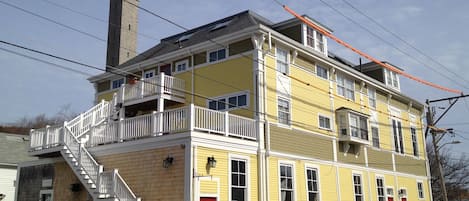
left=97, top=80, right=110, bottom=92
left=200, top=180, right=218, bottom=195
left=269, top=125, right=334, bottom=161
left=265, top=55, right=278, bottom=123
left=394, top=154, right=427, bottom=176
left=367, top=148, right=393, bottom=171
left=228, top=38, right=253, bottom=56
left=336, top=143, right=366, bottom=167
left=196, top=146, right=258, bottom=201
left=97, top=90, right=118, bottom=102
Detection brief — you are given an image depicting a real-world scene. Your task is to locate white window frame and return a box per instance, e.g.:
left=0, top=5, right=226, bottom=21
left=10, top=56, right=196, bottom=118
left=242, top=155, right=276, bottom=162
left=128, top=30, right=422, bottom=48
left=337, top=74, right=355, bottom=100
left=276, top=47, right=289, bottom=75
left=353, top=173, right=363, bottom=201
left=207, top=91, right=249, bottom=111
left=386, top=186, right=395, bottom=201
left=277, top=97, right=291, bottom=126
left=229, top=154, right=250, bottom=201
left=417, top=181, right=424, bottom=199
left=368, top=88, right=376, bottom=109
left=39, top=189, right=53, bottom=201
left=305, top=165, right=320, bottom=201
left=392, top=118, right=404, bottom=154
left=111, top=78, right=125, bottom=89
left=385, top=69, right=400, bottom=90
left=279, top=161, right=295, bottom=201
left=376, top=176, right=385, bottom=201
left=411, top=126, right=419, bottom=157
left=305, top=26, right=327, bottom=54
left=371, top=126, right=380, bottom=148
left=316, top=65, right=329, bottom=80
left=143, top=69, right=155, bottom=79
left=174, top=59, right=189, bottom=73
left=318, top=114, right=331, bottom=130
left=207, top=48, right=227, bottom=63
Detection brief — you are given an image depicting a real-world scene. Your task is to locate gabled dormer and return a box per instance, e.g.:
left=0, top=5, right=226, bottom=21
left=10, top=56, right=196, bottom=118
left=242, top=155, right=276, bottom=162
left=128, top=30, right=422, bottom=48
left=273, top=16, right=332, bottom=56
left=355, top=61, right=402, bottom=92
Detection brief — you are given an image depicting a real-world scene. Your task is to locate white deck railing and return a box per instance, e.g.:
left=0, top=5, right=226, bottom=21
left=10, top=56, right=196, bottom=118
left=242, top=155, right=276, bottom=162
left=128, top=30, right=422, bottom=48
left=122, top=73, right=185, bottom=102
left=67, top=100, right=111, bottom=138
left=99, top=170, right=140, bottom=201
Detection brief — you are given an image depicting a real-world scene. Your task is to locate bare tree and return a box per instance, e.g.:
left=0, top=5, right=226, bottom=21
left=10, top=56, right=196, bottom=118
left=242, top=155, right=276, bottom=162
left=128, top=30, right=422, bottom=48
left=427, top=141, right=469, bottom=201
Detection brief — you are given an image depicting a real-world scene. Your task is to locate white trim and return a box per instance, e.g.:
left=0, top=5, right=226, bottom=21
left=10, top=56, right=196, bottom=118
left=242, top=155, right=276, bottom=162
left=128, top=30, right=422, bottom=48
left=206, top=90, right=250, bottom=112
left=143, top=69, right=156, bottom=79
left=18, top=157, right=62, bottom=167
left=278, top=160, right=296, bottom=201
left=184, top=141, right=192, bottom=201
left=315, top=64, right=329, bottom=81
left=304, top=163, right=321, bottom=201
left=416, top=180, right=425, bottom=200
left=276, top=96, right=292, bottom=127
left=386, top=186, right=395, bottom=201
left=375, top=175, right=386, bottom=201
left=39, top=189, right=53, bottom=201
left=207, top=48, right=228, bottom=63
left=352, top=172, right=364, bottom=201
left=336, top=73, right=355, bottom=101
left=318, top=113, right=332, bottom=130
left=111, top=77, right=125, bottom=89
left=174, top=59, right=190, bottom=73
left=229, top=154, right=250, bottom=201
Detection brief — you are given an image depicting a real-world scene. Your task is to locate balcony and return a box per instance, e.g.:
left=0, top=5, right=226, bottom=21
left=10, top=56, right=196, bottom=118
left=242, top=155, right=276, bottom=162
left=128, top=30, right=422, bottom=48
left=29, top=104, right=257, bottom=154
left=119, top=73, right=185, bottom=105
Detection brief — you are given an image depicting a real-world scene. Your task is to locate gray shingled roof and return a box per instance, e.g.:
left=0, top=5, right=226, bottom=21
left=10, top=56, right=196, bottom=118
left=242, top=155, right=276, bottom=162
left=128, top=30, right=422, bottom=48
left=116, top=10, right=272, bottom=69
left=0, top=132, right=36, bottom=166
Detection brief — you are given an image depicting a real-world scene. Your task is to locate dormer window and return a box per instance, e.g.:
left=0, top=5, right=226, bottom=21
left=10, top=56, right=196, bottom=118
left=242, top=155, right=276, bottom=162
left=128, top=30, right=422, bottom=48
left=305, top=26, right=326, bottom=54
left=384, top=69, right=400, bottom=90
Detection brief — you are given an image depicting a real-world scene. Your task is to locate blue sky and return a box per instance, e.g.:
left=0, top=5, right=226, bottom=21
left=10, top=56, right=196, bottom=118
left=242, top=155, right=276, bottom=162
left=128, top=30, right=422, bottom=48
left=1, top=0, right=469, bottom=155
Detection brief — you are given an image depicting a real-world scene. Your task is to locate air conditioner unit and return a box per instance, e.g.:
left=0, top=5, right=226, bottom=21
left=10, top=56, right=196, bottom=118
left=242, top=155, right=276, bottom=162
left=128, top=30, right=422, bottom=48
left=398, top=189, right=407, bottom=196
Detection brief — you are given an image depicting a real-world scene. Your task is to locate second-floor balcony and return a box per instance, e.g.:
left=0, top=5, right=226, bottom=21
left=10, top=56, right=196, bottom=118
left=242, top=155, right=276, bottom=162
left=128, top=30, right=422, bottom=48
left=29, top=104, right=258, bottom=154
left=119, top=73, right=185, bottom=105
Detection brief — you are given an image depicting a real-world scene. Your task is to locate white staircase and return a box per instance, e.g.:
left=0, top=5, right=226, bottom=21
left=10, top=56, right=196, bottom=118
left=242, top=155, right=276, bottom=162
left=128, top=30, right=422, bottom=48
left=31, top=99, right=141, bottom=201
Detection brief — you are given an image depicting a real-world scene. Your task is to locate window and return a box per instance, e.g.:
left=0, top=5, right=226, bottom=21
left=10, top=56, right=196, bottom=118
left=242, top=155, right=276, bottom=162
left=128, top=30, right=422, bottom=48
left=306, top=27, right=325, bottom=53
left=387, top=188, right=394, bottom=201
left=318, top=115, right=331, bottom=130
left=417, top=182, right=424, bottom=199
left=385, top=69, right=399, bottom=89
left=392, top=119, right=404, bottom=154
left=208, top=48, right=226, bottom=62
left=278, top=98, right=290, bottom=125
left=376, top=177, right=385, bottom=201
left=175, top=60, right=189, bottom=72
left=231, top=159, right=247, bottom=201
left=144, top=70, right=155, bottom=79
left=111, top=78, right=124, bottom=89
left=411, top=127, right=419, bottom=157
left=371, top=126, right=380, bottom=148
left=280, top=164, right=294, bottom=201
left=316, top=65, right=328, bottom=79
left=306, top=167, right=319, bottom=201
left=208, top=92, right=248, bottom=111
left=39, top=189, right=53, bottom=201
left=337, top=74, right=355, bottom=100
left=350, top=114, right=368, bottom=140
left=353, top=174, right=363, bottom=201
left=368, top=88, right=376, bottom=108
left=277, top=48, right=289, bottom=74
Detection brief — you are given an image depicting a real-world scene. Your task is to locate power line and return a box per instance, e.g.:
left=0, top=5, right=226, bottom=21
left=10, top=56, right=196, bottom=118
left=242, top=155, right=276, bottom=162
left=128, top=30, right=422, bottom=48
left=340, top=0, right=469, bottom=87
left=0, top=0, right=139, bottom=56
left=317, top=0, right=469, bottom=90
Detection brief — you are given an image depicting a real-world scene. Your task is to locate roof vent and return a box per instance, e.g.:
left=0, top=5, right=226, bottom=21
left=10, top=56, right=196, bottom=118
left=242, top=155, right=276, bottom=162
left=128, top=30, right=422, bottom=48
left=210, top=20, right=232, bottom=31
left=175, top=33, right=194, bottom=43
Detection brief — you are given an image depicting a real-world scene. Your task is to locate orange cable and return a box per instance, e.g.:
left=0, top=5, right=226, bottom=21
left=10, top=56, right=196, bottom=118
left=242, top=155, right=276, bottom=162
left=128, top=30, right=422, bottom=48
left=283, top=5, right=462, bottom=94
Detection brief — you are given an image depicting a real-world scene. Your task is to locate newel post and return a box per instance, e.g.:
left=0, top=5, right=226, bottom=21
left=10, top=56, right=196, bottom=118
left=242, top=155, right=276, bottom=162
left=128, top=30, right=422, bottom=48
left=224, top=111, right=229, bottom=136
left=44, top=125, right=50, bottom=148
left=152, top=111, right=158, bottom=136
left=139, top=78, right=145, bottom=98
left=189, top=104, right=195, bottom=131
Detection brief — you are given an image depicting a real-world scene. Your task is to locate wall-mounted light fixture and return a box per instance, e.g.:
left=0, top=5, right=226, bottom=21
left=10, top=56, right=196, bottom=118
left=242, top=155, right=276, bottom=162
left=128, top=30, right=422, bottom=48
left=207, top=156, right=217, bottom=168
left=163, top=156, right=174, bottom=168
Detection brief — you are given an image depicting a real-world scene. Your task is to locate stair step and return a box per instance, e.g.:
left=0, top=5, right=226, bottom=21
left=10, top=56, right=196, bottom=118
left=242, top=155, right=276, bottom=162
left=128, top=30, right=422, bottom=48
left=84, top=175, right=90, bottom=180
left=87, top=179, right=93, bottom=184
left=90, top=183, right=96, bottom=189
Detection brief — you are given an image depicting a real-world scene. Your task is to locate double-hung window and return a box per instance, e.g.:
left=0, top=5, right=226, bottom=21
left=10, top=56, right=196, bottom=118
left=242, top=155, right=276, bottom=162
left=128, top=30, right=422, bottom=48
left=306, top=27, right=326, bottom=53
left=277, top=48, right=289, bottom=74
left=417, top=182, right=424, bottom=199
left=371, top=126, right=380, bottom=148
left=208, top=48, right=226, bottom=62
left=318, top=115, right=331, bottom=130
left=337, top=74, right=355, bottom=100
left=316, top=65, right=328, bottom=79
left=385, top=69, right=399, bottom=89
left=411, top=127, right=419, bottom=157
left=111, top=78, right=124, bottom=89
left=306, top=167, right=319, bottom=201
left=376, top=177, right=385, bottom=201
left=280, top=164, right=294, bottom=201
left=392, top=119, right=404, bottom=154
left=368, top=88, right=376, bottom=108
left=278, top=98, right=290, bottom=126
left=144, top=70, right=155, bottom=79
left=353, top=174, right=363, bottom=201
left=231, top=159, right=247, bottom=201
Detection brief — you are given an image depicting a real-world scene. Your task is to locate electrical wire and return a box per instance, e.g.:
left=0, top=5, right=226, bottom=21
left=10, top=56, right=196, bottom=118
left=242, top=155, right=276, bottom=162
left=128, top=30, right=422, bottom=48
left=317, top=0, right=469, bottom=90
left=275, top=1, right=462, bottom=94
left=340, top=0, right=469, bottom=87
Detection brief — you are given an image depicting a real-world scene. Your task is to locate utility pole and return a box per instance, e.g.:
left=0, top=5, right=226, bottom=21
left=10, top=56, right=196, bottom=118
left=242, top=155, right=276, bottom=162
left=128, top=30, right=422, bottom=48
left=426, top=93, right=469, bottom=201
